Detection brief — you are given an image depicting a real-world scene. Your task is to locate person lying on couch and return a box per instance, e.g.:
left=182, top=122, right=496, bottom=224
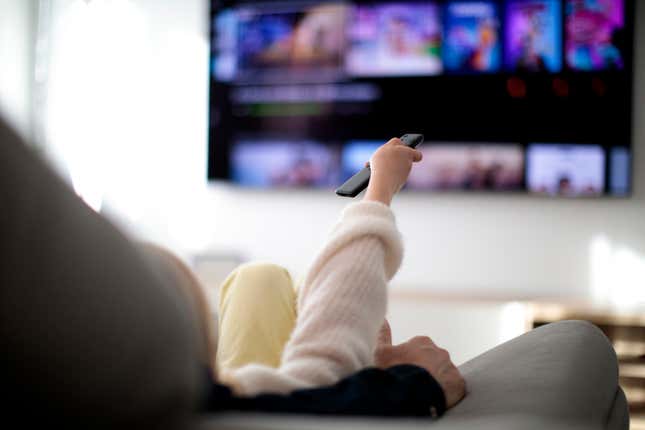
left=1, top=116, right=627, bottom=429
left=0, top=117, right=462, bottom=427
left=164, top=137, right=467, bottom=416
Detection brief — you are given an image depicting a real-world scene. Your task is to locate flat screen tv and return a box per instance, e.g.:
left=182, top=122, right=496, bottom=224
left=208, top=0, right=634, bottom=197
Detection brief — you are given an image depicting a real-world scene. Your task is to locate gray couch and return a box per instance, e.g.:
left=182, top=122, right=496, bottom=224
left=202, top=320, right=629, bottom=430
left=0, top=116, right=629, bottom=429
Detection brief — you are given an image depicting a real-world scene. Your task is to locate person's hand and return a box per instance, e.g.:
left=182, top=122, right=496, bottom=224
left=374, top=320, right=466, bottom=409
left=364, top=138, right=423, bottom=206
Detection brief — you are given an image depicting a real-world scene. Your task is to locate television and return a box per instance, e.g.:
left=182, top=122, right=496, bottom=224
left=208, top=0, right=634, bottom=197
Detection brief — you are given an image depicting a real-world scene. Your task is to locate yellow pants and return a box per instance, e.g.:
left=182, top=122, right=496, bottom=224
left=216, top=263, right=298, bottom=372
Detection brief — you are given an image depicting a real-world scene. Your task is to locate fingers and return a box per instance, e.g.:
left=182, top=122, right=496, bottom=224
left=377, top=320, right=393, bottom=346
left=386, top=138, right=423, bottom=160
left=434, top=346, right=450, bottom=360
left=407, top=336, right=454, bottom=361
left=395, top=145, right=423, bottom=163
left=409, top=335, right=436, bottom=347
left=377, top=324, right=392, bottom=347
left=379, top=139, right=423, bottom=161
left=412, top=149, right=423, bottom=162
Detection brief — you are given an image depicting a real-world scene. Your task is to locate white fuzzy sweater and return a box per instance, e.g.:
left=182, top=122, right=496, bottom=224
left=221, top=200, right=403, bottom=396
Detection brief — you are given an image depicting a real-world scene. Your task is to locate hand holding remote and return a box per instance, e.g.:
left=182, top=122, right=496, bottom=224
left=364, top=137, right=423, bottom=206
left=336, top=134, right=423, bottom=203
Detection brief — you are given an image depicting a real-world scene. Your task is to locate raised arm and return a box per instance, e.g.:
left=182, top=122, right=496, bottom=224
left=222, top=139, right=422, bottom=396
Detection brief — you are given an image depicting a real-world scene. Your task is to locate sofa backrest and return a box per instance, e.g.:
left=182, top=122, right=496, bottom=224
left=0, top=117, right=203, bottom=429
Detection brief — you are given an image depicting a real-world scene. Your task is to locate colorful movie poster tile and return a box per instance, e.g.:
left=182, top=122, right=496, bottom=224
left=236, top=3, right=349, bottom=81
left=347, top=3, right=442, bottom=76
left=444, top=1, right=502, bottom=73
left=212, top=9, right=239, bottom=81
left=566, top=0, right=625, bottom=70
left=505, top=0, right=563, bottom=72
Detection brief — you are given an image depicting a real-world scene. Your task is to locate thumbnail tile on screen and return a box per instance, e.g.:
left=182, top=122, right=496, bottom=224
left=407, top=144, right=524, bottom=191
left=212, top=0, right=629, bottom=79
left=212, top=9, right=238, bottom=81
left=565, top=0, right=625, bottom=71
left=526, top=144, right=605, bottom=196
left=443, top=1, right=502, bottom=73
left=610, top=147, right=630, bottom=196
left=232, top=140, right=341, bottom=187
left=346, top=3, right=442, bottom=77
left=235, top=3, right=349, bottom=82
left=504, top=0, right=562, bottom=72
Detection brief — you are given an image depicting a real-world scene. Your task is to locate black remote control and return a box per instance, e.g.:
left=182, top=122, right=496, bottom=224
left=335, top=134, right=424, bottom=198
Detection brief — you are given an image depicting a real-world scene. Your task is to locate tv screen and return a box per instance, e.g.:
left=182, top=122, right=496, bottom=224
left=208, top=0, right=634, bottom=197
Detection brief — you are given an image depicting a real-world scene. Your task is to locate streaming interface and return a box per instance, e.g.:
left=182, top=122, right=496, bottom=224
left=209, top=0, right=633, bottom=197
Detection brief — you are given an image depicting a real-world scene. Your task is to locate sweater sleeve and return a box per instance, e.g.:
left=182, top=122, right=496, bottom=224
left=222, top=201, right=403, bottom=396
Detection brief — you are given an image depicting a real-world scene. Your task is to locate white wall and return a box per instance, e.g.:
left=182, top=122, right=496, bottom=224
left=44, top=0, right=645, bottom=305
left=0, top=0, right=36, bottom=137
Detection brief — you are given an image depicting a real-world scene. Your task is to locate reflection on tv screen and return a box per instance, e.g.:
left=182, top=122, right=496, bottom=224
left=443, top=1, right=502, bottom=73
left=232, top=140, right=341, bottom=187
left=505, top=0, right=562, bottom=72
left=566, top=0, right=625, bottom=71
left=408, top=145, right=524, bottom=191
left=526, top=144, right=606, bottom=196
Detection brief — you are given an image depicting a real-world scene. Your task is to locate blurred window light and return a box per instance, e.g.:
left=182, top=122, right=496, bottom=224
left=43, top=0, right=212, bottom=253
left=590, top=235, right=645, bottom=308
left=0, top=0, right=34, bottom=136
left=45, top=0, right=147, bottom=212
left=498, top=301, right=529, bottom=344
